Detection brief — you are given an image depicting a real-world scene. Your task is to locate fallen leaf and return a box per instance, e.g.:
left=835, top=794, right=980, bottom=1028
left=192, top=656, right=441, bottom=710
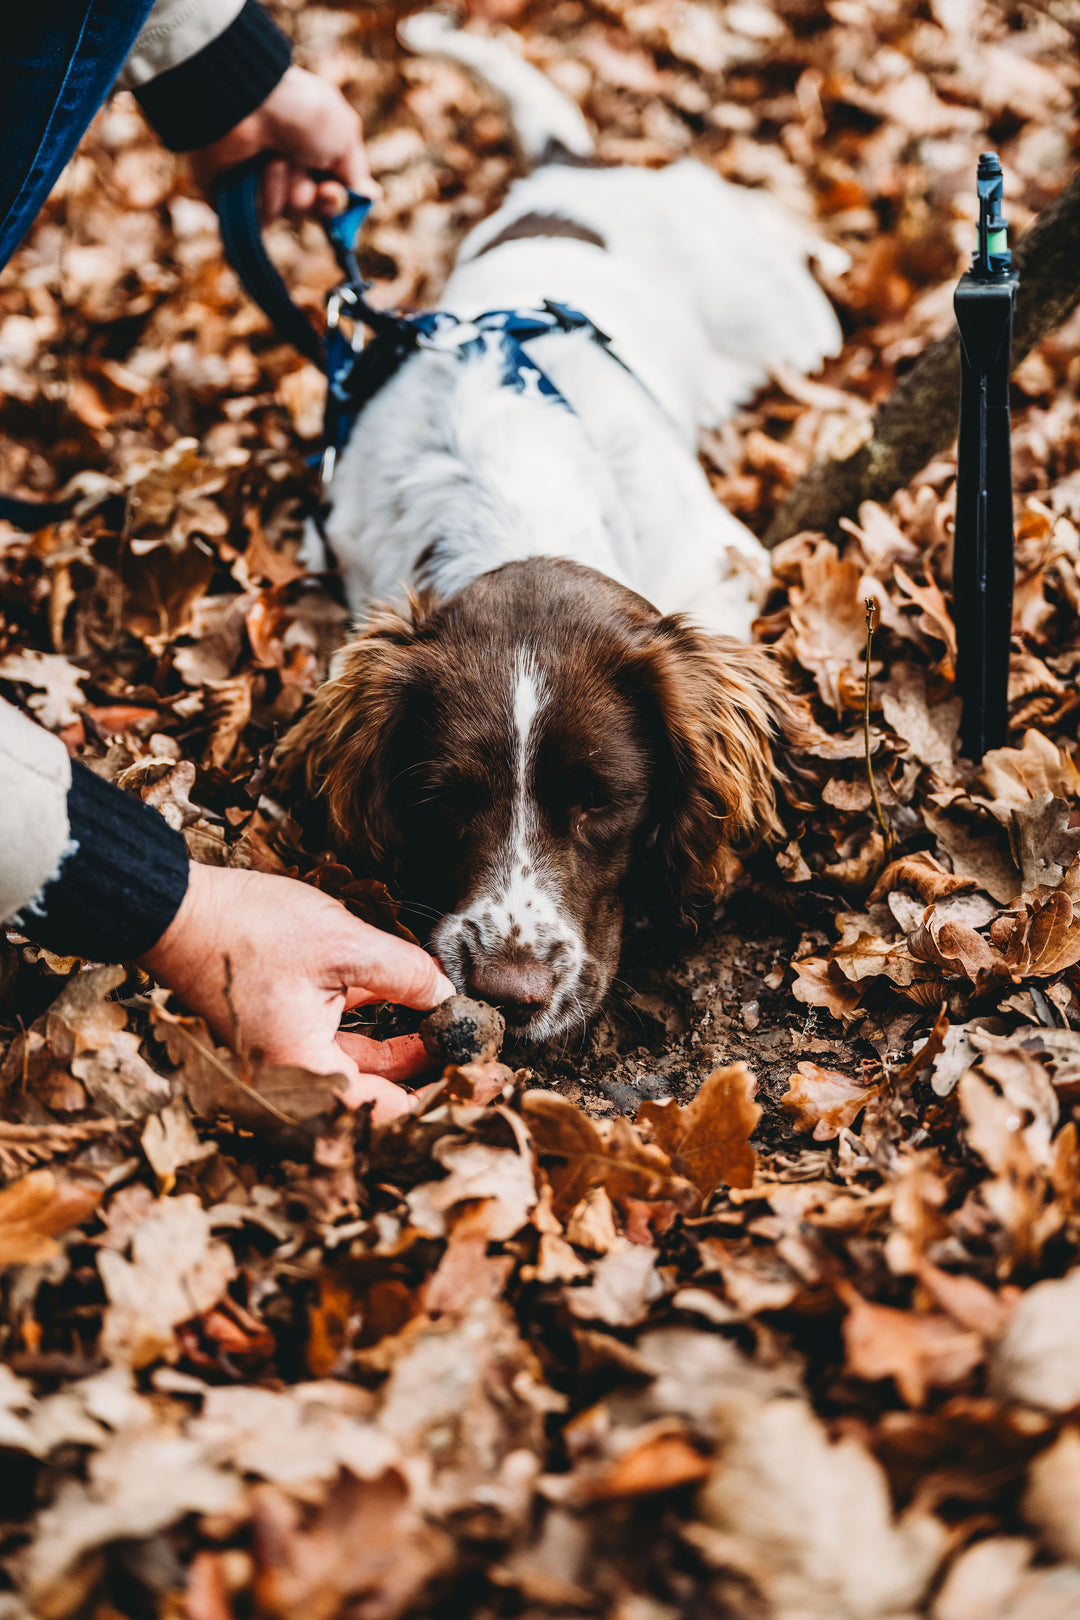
left=636, top=1062, right=761, bottom=1201
left=697, top=1396, right=947, bottom=1615
left=908, top=916, right=1005, bottom=985
left=582, top=1429, right=710, bottom=1499
left=523, top=1093, right=696, bottom=1221
left=841, top=1285, right=984, bottom=1406
left=869, top=851, right=974, bottom=905
left=98, top=1194, right=237, bottom=1368
left=981, top=730, right=1080, bottom=810
left=0, top=1171, right=100, bottom=1267
left=893, top=564, right=957, bottom=659
left=406, top=1138, right=535, bottom=1242
left=1022, top=1427, right=1080, bottom=1562
left=791, top=955, right=863, bottom=1018
left=14, top=1428, right=242, bottom=1615
left=564, top=1238, right=666, bottom=1327
left=251, top=1470, right=453, bottom=1620
left=931, top=1537, right=1035, bottom=1620
left=789, top=541, right=867, bottom=711
left=0, top=649, right=87, bottom=729
left=881, top=662, right=961, bottom=772
left=422, top=1203, right=515, bottom=1315
left=141, top=1099, right=216, bottom=1190
left=781, top=1061, right=881, bottom=1140
left=991, top=1267, right=1080, bottom=1411
left=152, top=1006, right=340, bottom=1129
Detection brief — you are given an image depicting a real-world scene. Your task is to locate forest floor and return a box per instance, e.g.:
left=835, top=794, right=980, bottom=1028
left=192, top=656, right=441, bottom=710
left=4, top=1, right=1080, bottom=1617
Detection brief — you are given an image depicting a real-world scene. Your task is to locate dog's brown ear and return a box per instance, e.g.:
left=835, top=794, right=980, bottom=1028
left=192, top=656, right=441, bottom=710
left=636, top=616, right=798, bottom=904
left=277, top=596, right=428, bottom=870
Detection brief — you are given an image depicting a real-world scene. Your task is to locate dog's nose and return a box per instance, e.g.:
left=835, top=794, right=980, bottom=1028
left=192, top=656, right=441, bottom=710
left=464, top=955, right=556, bottom=1025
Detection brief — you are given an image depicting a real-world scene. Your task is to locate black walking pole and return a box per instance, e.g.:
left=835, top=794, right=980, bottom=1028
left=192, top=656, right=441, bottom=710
left=953, top=152, right=1018, bottom=760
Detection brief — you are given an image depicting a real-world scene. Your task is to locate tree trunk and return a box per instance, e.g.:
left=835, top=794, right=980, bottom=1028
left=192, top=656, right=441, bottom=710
left=765, top=164, right=1080, bottom=547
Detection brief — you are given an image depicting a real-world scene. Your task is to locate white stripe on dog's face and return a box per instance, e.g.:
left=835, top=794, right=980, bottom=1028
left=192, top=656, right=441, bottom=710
left=432, top=644, right=588, bottom=1037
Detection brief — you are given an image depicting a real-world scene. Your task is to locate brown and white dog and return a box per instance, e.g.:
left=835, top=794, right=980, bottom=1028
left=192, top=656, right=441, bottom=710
left=287, top=14, right=842, bottom=1040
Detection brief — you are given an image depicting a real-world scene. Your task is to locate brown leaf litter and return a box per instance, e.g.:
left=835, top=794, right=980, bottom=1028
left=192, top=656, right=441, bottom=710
left=6, top=0, right=1080, bottom=1616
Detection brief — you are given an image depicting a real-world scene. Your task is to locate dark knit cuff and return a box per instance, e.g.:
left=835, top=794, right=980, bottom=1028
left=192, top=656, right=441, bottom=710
left=134, top=0, right=292, bottom=153
left=18, top=762, right=190, bottom=962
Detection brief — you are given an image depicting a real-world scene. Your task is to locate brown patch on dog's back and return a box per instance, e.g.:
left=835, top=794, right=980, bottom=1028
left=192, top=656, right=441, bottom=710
left=474, top=211, right=606, bottom=259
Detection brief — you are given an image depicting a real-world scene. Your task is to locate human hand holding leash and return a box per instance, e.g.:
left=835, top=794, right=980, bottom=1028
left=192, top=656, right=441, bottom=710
left=190, top=64, right=380, bottom=219
left=142, top=863, right=455, bottom=1122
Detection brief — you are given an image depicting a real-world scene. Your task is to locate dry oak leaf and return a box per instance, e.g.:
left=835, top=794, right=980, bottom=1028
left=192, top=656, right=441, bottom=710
left=152, top=1005, right=341, bottom=1129
left=840, top=1285, right=984, bottom=1408
left=892, top=564, right=957, bottom=660
left=0, top=649, right=87, bottom=730
left=581, top=1427, right=711, bottom=1500
left=696, top=1395, right=947, bottom=1617
left=908, top=915, right=1007, bottom=986
left=14, top=1428, right=242, bottom=1616
left=995, top=888, right=1080, bottom=978
left=868, top=851, right=975, bottom=906
left=880, top=662, right=961, bottom=773
left=991, top=1267, right=1080, bottom=1412
left=564, top=1237, right=666, bottom=1328
left=421, top=1203, right=515, bottom=1316
left=1006, top=795, right=1080, bottom=893
left=981, top=729, right=1080, bottom=811
left=141, top=1098, right=216, bottom=1190
left=191, top=1382, right=397, bottom=1488
left=251, top=1469, right=454, bottom=1620
left=0, top=1170, right=100, bottom=1267
left=789, top=540, right=868, bottom=712
left=522, top=1091, right=696, bottom=1222
left=931, top=1537, right=1037, bottom=1620
left=791, top=955, right=862, bottom=1019
left=405, top=1138, right=536, bottom=1242
left=637, top=1062, right=761, bottom=1202
left=98, top=1193, right=237, bottom=1368
left=782, top=1061, right=881, bottom=1142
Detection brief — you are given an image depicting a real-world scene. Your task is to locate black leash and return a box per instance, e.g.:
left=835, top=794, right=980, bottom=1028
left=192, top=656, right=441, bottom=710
left=0, top=491, right=79, bottom=530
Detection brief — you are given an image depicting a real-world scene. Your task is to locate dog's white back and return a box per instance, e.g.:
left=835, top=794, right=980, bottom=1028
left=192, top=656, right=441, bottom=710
left=314, top=16, right=841, bottom=642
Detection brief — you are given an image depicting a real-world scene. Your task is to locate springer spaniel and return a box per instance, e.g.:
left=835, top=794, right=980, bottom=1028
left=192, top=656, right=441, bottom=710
left=287, top=13, right=842, bottom=1040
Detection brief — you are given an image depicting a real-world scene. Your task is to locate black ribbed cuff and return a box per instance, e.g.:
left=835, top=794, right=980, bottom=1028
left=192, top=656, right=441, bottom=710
left=18, top=761, right=190, bottom=962
left=134, top=0, right=292, bottom=153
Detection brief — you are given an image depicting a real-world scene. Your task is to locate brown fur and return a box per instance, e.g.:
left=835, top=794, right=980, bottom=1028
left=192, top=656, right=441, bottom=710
left=281, top=559, right=795, bottom=1018
left=474, top=211, right=607, bottom=258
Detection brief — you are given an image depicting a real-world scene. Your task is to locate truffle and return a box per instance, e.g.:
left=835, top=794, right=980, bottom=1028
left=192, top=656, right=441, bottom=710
left=420, top=994, right=506, bottom=1066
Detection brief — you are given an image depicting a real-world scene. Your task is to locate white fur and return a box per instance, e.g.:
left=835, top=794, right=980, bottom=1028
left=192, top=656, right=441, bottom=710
left=430, top=646, right=588, bottom=1037
left=320, top=106, right=840, bottom=636
left=398, top=10, right=594, bottom=162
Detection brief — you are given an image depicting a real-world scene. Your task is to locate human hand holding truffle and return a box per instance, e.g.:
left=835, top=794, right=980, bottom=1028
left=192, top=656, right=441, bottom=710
left=142, top=863, right=455, bottom=1121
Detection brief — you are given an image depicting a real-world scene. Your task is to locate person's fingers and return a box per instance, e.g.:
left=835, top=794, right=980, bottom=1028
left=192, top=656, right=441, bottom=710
left=336, top=1030, right=433, bottom=1080
left=288, top=172, right=318, bottom=216
left=261, top=158, right=290, bottom=221
left=335, top=923, right=456, bottom=1011
left=334, top=136, right=378, bottom=198
left=335, top=1070, right=414, bottom=1122
left=315, top=178, right=348, bottom=217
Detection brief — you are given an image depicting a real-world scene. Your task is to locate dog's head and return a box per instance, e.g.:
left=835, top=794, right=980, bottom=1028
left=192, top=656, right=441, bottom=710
left=288, top=557, right=794, bottom=1040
